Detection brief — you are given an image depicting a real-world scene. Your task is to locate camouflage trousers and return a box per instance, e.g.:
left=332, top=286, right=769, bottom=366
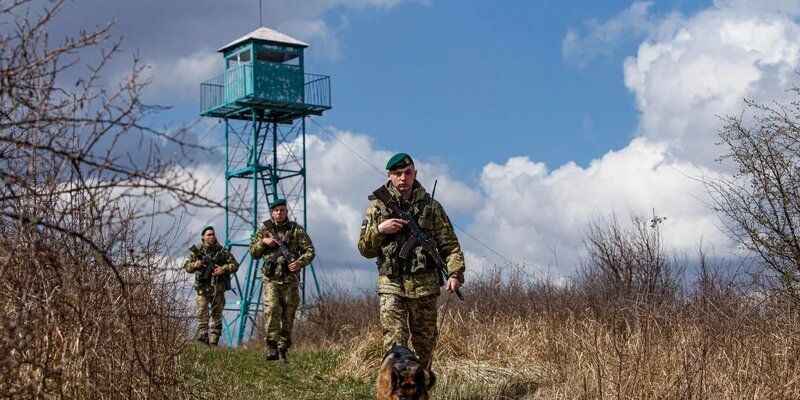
left=195, top=288, right=226, bottom=344
left=263, top=280, right=300, bottom=349
left=379, top=294, right=438, bottom=368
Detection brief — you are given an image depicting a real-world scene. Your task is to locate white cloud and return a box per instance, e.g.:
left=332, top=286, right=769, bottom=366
left=623, top=6, right=800, bottom=166
left=465, top=138, right=731, bottom=273
left=146, top=49, right=219, bottom=101
left=562, top=1, right=659, bottom=67
left=713, top=0, right=800, bottom=16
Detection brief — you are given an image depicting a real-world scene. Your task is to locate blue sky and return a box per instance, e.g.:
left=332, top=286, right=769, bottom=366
left=36, top=0, right=800, bottom=286
left=319, top=0, right=701, bottom=174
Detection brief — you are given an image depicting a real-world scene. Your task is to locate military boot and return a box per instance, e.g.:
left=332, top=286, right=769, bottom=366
left=265, top=341, right=279, bottom=361
left=277, top=347, right=288, bottom=364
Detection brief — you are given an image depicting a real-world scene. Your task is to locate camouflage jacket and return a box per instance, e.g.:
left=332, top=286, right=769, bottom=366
left=358, top=180, right=465, bottom=298
left=249, top=219, right=315, bottom=284
left=183, top=242, right=239, bottom=295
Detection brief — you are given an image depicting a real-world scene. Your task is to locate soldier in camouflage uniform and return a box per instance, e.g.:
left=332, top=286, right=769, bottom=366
left=358, top=153, right=465, bottom=369
left=183, top=226, right=239, bottom=346
left=249, top=198, right=315, bottom=363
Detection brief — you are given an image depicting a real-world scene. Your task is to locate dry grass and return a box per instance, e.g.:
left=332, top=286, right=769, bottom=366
left=294, top=265, right=800, bottom=399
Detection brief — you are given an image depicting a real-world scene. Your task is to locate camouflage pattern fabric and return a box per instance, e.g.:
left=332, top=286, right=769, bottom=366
left=262, top=280, right=300, bottom=349
left=183, top=242, right=239, bottom=295
left=249, top=219, right=315, bottom=284
left=183, top=242, right=239, bottom=344
left=195, top=289, right=226, bottom=344
left=358, top=180, right=465, bottom=298
left=380, top=294, right=438, bottom=368
left=359, top=180, right=466, bottom=367
left=249, top=218, right=315, bottom=348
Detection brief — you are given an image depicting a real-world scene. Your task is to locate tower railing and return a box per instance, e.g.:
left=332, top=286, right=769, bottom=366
left=200, top=65, right=331, bottom=116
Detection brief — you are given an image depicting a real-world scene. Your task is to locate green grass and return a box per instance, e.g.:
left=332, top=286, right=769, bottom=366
left=181, top=343, right=375, bottom=399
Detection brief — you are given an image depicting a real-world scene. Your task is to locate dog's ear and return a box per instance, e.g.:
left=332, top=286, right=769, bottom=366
left=391, top=365, right=401, bottom=387
left=415, top=366, right=436, bottom=389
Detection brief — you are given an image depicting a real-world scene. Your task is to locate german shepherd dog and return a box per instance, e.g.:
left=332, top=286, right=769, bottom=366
left=376, top=345, right=436, bottom=400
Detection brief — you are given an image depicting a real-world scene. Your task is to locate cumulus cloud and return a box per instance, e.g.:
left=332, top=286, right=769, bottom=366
left=624, top=6, right=800, bottom=166
left=562, top=1, right=660, bottom=67
left=466, top=138, right=729, bottom=274
left=713, top=0, right=800, bottom=16
left=486, top=1, right=800, bottom=276
left=146, top=50, right=219, bottom=101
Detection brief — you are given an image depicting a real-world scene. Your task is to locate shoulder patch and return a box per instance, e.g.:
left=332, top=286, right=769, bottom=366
left=361, top=219, right=367, bottom=230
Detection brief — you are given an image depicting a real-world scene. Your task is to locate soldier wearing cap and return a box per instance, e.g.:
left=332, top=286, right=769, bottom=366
left=183, top=226, right=239, bottom=346
left=358, top=153, right=465, bottom=369
left=249, top=198, right=315, bottom=363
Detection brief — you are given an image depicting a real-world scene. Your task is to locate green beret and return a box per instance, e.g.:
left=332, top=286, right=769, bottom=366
left=201, top=226, right=214, bottom=235
left=386, top=153, right=414, bottom=170
left=269, top=198, right=287, bottom=209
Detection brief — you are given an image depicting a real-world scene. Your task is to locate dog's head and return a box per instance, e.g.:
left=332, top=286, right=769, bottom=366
left=387, top=364, right=435, bottom=400
left=377, top=345, right=437, bottom=400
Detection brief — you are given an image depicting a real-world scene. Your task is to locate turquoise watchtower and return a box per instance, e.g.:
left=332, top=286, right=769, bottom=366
left=199, top=27, right=331, bottom=346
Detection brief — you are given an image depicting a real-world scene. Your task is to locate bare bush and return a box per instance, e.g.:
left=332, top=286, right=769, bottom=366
left=0, top=1, right=217, bottom=397
left=577, top=212, right=684, bottom=319
left=324, top=264, right=800, bottom=399
left=705, top=91, right=800, bottom=306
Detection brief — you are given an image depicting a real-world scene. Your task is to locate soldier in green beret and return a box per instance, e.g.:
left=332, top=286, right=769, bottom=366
left=358, top=153, right=465, bottom=370
left=183, top=226, right=239, bottom=346
left=249, top=198, right=315, bottom=363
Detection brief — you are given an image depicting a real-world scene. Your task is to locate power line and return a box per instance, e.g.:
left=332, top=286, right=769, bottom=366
left=308, top=117, right=384, bottom=175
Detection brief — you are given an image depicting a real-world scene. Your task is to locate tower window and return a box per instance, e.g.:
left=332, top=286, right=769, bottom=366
left=226, top=50, right=252, bottom=69
left=256, top=49, right=299, bottom=66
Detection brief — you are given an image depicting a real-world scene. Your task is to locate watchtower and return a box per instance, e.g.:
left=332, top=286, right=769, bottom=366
left=199, top=26, right=331, bottom=346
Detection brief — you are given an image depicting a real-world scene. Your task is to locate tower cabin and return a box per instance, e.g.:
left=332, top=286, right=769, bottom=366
left=200, top=27, right=331, bottom=123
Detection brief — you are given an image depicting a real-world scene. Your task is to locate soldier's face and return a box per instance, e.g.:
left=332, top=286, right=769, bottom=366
left=272, top=205, right=288, bottom=222
left=387, top=164, right=416, bottom=197
left=202, top=230, right=217, bottom=245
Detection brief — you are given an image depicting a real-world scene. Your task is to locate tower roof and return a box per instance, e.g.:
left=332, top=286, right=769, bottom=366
left=218, top=27, right=309, bottom=52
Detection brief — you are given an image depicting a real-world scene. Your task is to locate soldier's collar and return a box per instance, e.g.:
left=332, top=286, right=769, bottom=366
left=272, top=218, right=291, bottom=228
left=201, top=241, right=221, bottom=250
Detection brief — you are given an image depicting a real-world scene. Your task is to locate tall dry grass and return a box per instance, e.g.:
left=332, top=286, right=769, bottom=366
left=295, top=266, right=800, bottom=399
left=294, top=213, right=800, bottom=398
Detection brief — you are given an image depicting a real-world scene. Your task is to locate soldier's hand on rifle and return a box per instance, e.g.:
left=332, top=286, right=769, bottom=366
left=446, top=277, right=461, bottom=294
left=288, top=260, right=302, bottom=272
left=378, top=218, right=407, bottom=234
left=262, top=237, right=280, bottom=247
left=194, top=260, right=203, bottom=270
left=212, top=265, right=225, bottom=276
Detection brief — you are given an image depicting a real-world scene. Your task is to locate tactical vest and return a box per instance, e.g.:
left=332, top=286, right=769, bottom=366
left=375, top=192, right=437, bottom=278
left=261, top=220, right=298, bottom=279
left=195, top=245, right=232, bottom=291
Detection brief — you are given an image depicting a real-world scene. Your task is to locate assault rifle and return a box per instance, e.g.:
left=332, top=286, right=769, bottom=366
left=372, top=185, right=463, bottom=300
left=189, top=245, right=215, bottom=283
left=263, top=221, right=296, bottom=276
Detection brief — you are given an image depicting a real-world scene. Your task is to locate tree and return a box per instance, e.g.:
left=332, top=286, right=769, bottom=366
left=704, top=90, right=800, bottom=306
left=0, top=1, right=218, bottom=397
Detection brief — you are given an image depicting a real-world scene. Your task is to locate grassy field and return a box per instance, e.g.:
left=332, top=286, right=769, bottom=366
left=181, top=343, right=375, bottom=399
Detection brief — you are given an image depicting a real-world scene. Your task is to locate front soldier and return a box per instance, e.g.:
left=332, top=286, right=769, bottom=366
left=249, top=198, right=315, bottom=364
left=358, top=153, right=465, bottom=370
left=183, top=226, right=239, bottom=346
